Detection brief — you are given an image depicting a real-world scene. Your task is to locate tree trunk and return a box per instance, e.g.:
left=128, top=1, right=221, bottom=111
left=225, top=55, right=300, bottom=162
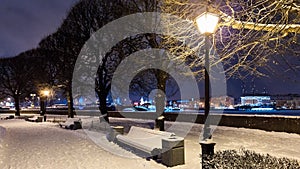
left=99, top=92, right=109, bottom=123
left=14, top=95, right=20, bottom=116
left=155, top=71, right=167, bottom=114
left=40, top=97, right=46, bottom=116
left=155, top=70, right=167, bottom=129
left=67, top=85, right=75, bottom=118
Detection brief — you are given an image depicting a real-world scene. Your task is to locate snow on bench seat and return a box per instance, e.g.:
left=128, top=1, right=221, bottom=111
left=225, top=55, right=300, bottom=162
left=59, top=118, right=82, bottom=130
left=27, top=116, right=43, bottom=122
left=116, top=126, right=177, bottom=157
left=45, top=114, right=68, bottom=123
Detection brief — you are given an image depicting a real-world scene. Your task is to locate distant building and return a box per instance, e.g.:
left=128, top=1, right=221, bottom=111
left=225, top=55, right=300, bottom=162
left=239, top=94, right=300, bottom=109
left=163, top=96, right=234, bottom=110
left=185, top=96, right=234, bottom=109
left=211, top=96, right=235, bottom=108
left=271, top=94, right=300, bottom=109
left=240, top=95, right=272, bottom=106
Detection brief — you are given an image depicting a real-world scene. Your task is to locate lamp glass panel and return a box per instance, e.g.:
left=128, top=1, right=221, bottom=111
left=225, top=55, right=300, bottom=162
left=196, top=12, right=219, bottom=34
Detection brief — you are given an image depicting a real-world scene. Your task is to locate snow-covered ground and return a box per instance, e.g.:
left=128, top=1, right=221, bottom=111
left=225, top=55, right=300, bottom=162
left=0, top=115, right=299, bottom=169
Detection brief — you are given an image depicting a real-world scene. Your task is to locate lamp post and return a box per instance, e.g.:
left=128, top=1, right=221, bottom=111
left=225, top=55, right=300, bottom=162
left=196, top=11, right=219, bottom=166
left=40, top=90, right=50, bottom=121
left=30, top=93, right=36, bottom=107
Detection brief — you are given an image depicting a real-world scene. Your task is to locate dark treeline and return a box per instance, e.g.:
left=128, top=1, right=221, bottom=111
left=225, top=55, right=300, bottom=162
left=0, top=0, right=175, bottom=120
left=1, top=0, right=299, bottom=118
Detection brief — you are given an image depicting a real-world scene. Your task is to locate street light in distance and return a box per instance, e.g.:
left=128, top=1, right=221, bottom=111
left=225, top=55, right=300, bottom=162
left=42, top=90, right=50, bottom=97
left=40, top=89, right=50, bottom=121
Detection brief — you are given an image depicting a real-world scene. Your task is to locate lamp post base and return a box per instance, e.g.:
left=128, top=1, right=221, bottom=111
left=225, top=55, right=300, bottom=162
left=200, top=140, right=215, bottom=155
left=200, top=139, right=216, bottom=168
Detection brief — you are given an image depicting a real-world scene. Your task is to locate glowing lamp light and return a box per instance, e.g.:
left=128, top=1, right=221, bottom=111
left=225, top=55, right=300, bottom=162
left=42, top=90, right=50, bottom=96
left=196, top=12, right=219, bottom=34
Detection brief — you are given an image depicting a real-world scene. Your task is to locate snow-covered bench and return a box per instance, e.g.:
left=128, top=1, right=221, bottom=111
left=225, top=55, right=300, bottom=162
left=45, top=114, right=68, bottom=123
left=59, top=118, right=82, bottom=130
left=27, top=116, right=43, bottom=122
left=116, top=126, right=183, bottom=160
left=1, top=115, right=14, bottom=120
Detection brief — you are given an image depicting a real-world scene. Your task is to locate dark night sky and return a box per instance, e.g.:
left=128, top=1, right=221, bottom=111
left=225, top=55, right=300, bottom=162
left=0, top=0, right=299, bottom=99
left=0, top=0, right=78, bottom=57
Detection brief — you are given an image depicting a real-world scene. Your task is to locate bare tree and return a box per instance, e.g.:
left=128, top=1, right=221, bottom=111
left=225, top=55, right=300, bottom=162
left=93, top=34, right=164, bottom=122
left=0, top=52, right=37, bottom=116
left=129, top=69, right=180, bottom=101
left=161, top=0, right=300, bottom=79
left=69, top=0, right=165, bottom=122
left=37, top=0, right=124, bottom=117
left=38, top=32, right=80, bottom=117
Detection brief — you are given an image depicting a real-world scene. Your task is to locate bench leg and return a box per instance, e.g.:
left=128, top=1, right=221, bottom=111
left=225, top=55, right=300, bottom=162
left=152, top=155, right=158, bottom=161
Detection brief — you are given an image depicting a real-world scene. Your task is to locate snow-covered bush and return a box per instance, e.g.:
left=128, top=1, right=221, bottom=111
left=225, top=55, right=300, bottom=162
left=202, top=149, right=300, bottom=168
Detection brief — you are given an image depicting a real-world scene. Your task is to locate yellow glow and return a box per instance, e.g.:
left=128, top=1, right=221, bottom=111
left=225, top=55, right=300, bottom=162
left=196, top=12, right=219, bottom=34
left=42, top=90, right=50, bottom=96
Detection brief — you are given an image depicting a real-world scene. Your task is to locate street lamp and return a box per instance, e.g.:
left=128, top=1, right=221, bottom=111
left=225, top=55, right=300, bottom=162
left=42, top=90, right=50, bottom=97
left=40, top=90, right=50, bottom=121
left=196, top=12, right=219, bottom=35
left=30, top=94, right=36, bottom=107
left=196, top=11, right=219, bottom=161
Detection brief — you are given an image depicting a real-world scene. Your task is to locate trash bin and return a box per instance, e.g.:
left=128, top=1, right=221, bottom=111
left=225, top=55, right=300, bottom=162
left=162, top=137, right=185, bottom=167
left=73, top=121, right=82, bottom=130
left=155, top=116, right=165, bottom=131
left=108, top=126, right=124, bottom=142
left=113, top=126, right=124, bottom=135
